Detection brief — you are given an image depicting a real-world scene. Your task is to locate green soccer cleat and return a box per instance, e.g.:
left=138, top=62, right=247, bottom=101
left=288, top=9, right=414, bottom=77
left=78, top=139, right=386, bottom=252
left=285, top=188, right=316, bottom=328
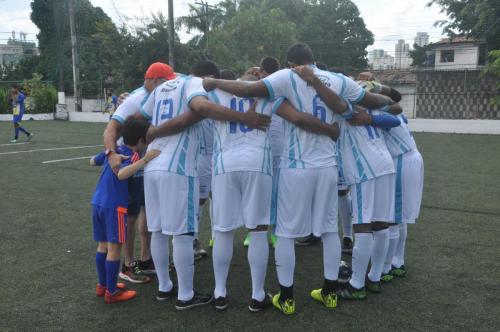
left=365, top=278, right=382, bottom=293
left=390, top=265, right=407, bottom=278
left=381, top=273, right=394, bottom=283
left=337, top=283, right=367, bottom=300
left=272, top=293, right=295, bottom=315
left=310, top=289, right=338, bottom=308
left=243, top=233, right=251, bottom=247
left=269, top=234, right=277, bottom=248
left=9, top=139, right=17, bottom=143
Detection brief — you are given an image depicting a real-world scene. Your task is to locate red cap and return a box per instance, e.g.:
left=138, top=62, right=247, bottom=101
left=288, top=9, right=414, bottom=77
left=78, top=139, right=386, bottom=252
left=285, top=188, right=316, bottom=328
left=144, top=62, right=176, bottom=80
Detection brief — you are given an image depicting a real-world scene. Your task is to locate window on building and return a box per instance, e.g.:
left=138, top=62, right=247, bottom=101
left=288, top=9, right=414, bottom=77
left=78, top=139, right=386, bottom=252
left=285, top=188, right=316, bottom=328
left=440, top=50, right=455, bottom=63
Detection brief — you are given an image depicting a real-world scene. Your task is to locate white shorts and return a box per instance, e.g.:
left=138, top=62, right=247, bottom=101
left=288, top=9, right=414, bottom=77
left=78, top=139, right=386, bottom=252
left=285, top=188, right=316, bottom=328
left=394, top=150, right=424, bottom=224
left=144, top=171, right=199, bottom=235
left=276, top=167, right=338, bottom=238
left=211, top=171, right=272, bottom=232
left=351, top=173, right=396, bottom=224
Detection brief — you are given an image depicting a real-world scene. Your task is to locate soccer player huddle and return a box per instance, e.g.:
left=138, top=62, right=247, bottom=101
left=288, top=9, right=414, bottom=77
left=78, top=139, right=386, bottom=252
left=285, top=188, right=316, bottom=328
left=90, top=42, right=424, bottom=314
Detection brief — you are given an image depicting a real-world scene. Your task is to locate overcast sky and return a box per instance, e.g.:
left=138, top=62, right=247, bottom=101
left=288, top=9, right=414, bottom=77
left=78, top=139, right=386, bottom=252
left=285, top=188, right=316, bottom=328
left=0, top=0, right=449, bottom=54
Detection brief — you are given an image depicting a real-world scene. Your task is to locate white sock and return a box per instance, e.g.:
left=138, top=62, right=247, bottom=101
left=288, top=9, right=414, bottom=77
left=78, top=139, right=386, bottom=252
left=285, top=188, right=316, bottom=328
left=173, top=235, right=195, bottom=301
left=151, top=232, right=173, bottom=292
left=392, top=223, right=408, bottom=268
left=383, top=225, right=400, bottom=274
left=248, top=231, right=268, bottom=301
left=339, top=194, right=353, bottom=239
left=321, top=232, right=341, bottom=280
left=209, top=199, right=215, bottom=240
left=212, top=230, right=234, bottom=298
left=367, top=228, right=390, bottom=282
left=349, top=233, right=373, bottom=289
left=275, top=236, right=295, bottom=287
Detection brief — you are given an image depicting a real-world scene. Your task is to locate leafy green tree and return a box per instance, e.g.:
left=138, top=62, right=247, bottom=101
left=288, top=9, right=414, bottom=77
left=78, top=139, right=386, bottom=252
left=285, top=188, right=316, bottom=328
left=410, top=43, right=434, bottom=67
left=484, top=50, right=500, bottom=105
left=428, top=0, right=500, bottom=50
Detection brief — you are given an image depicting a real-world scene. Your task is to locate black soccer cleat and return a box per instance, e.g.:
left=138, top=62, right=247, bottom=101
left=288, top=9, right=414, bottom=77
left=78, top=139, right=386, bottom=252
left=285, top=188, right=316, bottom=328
left=214, top=296, right=229, bottom=311
left=175, top=292, right=213, bottom=310
left=156, top=284, right=178, bottom=301
left=248, top=293, right=272, bottom=312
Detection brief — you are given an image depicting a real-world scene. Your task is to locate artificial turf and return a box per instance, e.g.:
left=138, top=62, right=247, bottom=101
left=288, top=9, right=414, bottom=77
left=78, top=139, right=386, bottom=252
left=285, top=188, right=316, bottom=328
left=1, top=121, right=499, bottom=331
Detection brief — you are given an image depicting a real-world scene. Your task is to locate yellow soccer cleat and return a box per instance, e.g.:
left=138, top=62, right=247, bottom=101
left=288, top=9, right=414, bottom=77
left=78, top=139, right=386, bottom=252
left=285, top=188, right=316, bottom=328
left=272, top=293, right=295, bottom=315
left=310, top=289, right=338, bottom=308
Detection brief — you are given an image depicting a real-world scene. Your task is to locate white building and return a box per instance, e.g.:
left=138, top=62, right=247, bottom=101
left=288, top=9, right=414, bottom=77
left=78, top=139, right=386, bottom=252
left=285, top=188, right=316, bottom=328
left=431, top=37, right=487, bottom=70
left=414, top=32, right=430, bottom=47
left=0, top=44, right=23, bottom=67
left=368, top=49, right=394, bottom=70
left=395, top=39, right=411, bottom=69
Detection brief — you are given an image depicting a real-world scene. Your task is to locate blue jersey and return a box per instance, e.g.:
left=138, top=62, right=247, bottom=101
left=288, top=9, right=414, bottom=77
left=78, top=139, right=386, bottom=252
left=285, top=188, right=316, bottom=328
left=12, top=92, right=26, bottom=117
left=91, top=145, right=135, bottom=209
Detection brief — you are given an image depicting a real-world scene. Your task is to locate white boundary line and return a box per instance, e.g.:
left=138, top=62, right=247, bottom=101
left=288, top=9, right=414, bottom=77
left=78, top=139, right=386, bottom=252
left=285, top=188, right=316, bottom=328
left=0, top=145, right=102, bottom=156
left=0, top=142, right=31, bottom=147
left=42, top=155, right=95, bottom=164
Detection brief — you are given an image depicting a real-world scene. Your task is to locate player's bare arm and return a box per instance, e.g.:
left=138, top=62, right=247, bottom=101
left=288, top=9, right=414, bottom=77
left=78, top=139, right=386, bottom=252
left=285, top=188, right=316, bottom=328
left=276, top=99, right=340, bottom=140
left=358, top=91, right=395, bottom=109
left=146, top=111, right=204, bottom=142
left=117, top=149, right=160, bottom=180
left=292, top=65, right=349, bottom=114
left=103, top=119, right=127, bottom=172
left=203, top=78, right=269, bottom=98
left=189, top=95, right=271, bottom=131
left=348, top=107, right=401, bottom=129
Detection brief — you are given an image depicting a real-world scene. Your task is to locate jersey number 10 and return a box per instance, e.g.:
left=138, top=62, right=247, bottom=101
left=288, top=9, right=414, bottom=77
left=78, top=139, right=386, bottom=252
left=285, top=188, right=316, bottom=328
left=229, top=97, right=255, bottom=134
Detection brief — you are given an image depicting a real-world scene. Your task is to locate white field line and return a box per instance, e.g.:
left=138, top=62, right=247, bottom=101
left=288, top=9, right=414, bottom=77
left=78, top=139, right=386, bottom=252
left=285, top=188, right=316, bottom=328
left=42, top=155, right=95, bottom=164
left=0, top=142, right=31, bottom=147
left=0, top=145, right=102, bottom=156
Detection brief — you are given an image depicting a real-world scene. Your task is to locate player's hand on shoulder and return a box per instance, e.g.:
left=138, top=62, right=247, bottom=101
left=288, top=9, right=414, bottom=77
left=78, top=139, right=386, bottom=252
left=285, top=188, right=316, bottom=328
left=109, top=152, right=129, bottom=173
left=245, top=66, right=261, bottom=78
left=357, top=72, right=375, bottom=81
left=117, top=92, right=129, bottom=106
left=202, top=78, right=217, bottom=91
left=292, top=65, right=317, bottom=84
left=143, top=149, right=161, bottom=162
left=146, top=125, right=158, bottom=143
left=242, top=101, right=271, bottom=131
left=348, top=108, right=373, bottom=126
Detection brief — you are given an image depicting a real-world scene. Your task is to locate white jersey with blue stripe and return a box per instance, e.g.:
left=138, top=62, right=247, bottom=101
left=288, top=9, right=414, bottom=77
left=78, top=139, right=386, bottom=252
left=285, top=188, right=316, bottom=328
left=208, top=88, right=279, bottom=176
left=336, top=108, right=395, bottom=185
left=141, top=76, right=207, bottom=177
left=262, top=66, right=365, bottom=169
left=383, top=114, right=418, bottom=157
left=199, top=119, right=214, bottom=155
left=112, top=86, right=149, bottom=124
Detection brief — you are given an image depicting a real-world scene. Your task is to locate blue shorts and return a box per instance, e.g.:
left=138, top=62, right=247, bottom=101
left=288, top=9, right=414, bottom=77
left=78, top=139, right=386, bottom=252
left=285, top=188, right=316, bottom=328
left=92, top=205, right=128, bottom=243
left=128, top=176, right=145, bottom=216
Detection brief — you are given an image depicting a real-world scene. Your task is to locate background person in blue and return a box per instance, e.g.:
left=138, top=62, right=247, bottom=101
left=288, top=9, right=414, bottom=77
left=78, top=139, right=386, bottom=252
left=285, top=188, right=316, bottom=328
left=10, top=84, right=33, bottom=143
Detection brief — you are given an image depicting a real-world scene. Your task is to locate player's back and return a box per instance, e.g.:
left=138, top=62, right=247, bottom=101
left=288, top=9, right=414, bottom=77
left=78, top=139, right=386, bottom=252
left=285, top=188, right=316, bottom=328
left=208, top=88, right=273, bottom=175
left=336, top=108, right=395, bottom=185
left=383, top=113, right=417, bottom=157
left=141, top=75, right=206, bottom=177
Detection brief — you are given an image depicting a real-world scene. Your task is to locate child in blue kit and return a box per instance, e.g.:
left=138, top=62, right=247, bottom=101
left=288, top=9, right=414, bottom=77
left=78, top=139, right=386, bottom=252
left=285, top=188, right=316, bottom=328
left=90, top=118, right=160, bottom=304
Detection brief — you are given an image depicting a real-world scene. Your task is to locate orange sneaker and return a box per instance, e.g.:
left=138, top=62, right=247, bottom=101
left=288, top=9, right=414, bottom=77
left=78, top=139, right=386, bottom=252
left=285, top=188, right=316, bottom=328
left=105, top=289, right=137, bottom=304
left=96, top=283, right=126, bottom=297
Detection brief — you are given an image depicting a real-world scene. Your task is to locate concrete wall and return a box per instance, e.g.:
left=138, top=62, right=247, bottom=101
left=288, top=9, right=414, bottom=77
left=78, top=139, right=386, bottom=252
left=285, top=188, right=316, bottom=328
left=434, top=44, right=479, bottom=70
left=0, top=113, right=53, bottom=121
left=392, top=83, right=416, bottom=119
left=65, top=97, right=105, bottom=113
left=409, top=119, right=500, bottom=135
left=415, top=70, right=499, bottom=119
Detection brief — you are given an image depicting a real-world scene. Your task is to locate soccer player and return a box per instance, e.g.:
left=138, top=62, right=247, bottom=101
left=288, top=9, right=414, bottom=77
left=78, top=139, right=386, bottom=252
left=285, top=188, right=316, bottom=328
left=91, top=118, right=160, bottom=304
left=104, top=62, right=176, bottom=283
left=203, top=42, right=390, bottom=314
left=140, top=63, right=270, bottom=310
left=294, top=66, right=403, bottom=299
left=9, top=85, right=33, bottom=143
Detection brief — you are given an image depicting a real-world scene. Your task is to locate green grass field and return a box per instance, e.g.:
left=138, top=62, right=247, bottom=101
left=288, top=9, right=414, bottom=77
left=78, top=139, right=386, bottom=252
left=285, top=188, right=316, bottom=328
left=1, top=121, right=499, bottom=331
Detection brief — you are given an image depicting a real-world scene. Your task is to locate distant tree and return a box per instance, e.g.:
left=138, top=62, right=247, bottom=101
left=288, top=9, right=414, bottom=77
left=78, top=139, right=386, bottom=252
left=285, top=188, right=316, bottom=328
left=410, top=43, right=434, bottom=68
left=484, top=50, right=500, bottom=105
left=428, top=0, right=500, bottom=50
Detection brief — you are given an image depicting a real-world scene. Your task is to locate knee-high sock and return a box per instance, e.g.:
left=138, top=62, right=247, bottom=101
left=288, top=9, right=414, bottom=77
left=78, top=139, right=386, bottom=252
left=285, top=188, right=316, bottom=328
left=105, top=260, right=120, bottom=294
left=248, top=231, right=268, bottom=301
left=96, top=252, right=107, bottom=286
left=14, top=127, right=19, bottom=139
left=392, top=223, right=408, bottom=268
left=368, top=228, right=390, bottom=282
left=349, top=233, right=373, bottom=289
left=173, top=235, right=195, bottom=301
left=275, top=236, right=295, bottom=287
left=383, top=225, right=400, bottom=273
left=321, top=232, right=341, bottom=281
left=19, top=126, right=29, bottom=135
left=338, top=194, right=353, bottom=239
left=212, top=230, right=234, bottom=298
left=151, top=231, right=172, bottom=292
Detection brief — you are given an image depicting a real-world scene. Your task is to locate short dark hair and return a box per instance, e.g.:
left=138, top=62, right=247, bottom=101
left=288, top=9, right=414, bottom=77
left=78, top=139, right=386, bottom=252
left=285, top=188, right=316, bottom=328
left=260, top=56, right=280, bottom=75
left=191, top=60, right=220, bottom=79
left=315, top=62, right=327, bottom=70
left=286, top=42, right=315, bottom=66
left=122, top=118, right=150, bottom=146
left=220, top=69, right=237, bottom=80
left=329, top=67, right=350, bottom=76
